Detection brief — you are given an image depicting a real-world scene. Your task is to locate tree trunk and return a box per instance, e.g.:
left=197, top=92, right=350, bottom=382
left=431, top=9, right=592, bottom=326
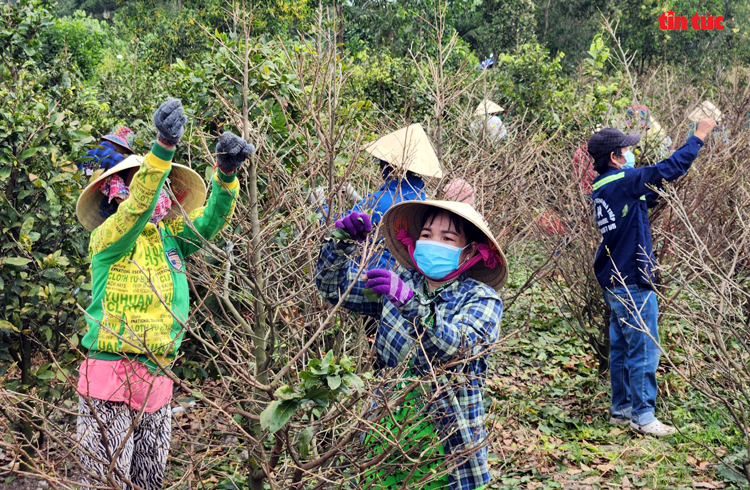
left=337, top=2, right=344, bottom=52
left=595, top=305, right=611, bottom=377
left=19, top=333, right=35, bottom=471
left=543, top=0, right=552, bottom=42
left=240, top=11, right=270, bottom=490
left=594, top=328, right=611, bottom=378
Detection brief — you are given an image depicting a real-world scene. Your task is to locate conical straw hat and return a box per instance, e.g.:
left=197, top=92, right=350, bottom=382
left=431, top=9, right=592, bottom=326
left=648, top=115, right=664, bottom=136
left=76, top=155, right=207, bottom=231
left=382, top=200, right=508, bottom=290
left=688, top=100, right=723, bottom=122
left=474, top=99, right=504, bottom=117
left=363, top=124, right=443, bottom=179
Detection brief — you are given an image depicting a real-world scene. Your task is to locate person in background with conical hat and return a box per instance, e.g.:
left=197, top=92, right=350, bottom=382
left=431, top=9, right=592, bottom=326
left=358, top=123, right=443, bottom=224
left=471, top=99, right=507, bottom=144
left=339, top=123, right=443, bottom=271
left=624, top=104, right=673, bottom=159
left=77, top=125, right=136, bottom=177
left=75, top=98, right=254, bottom=490
left=316, top=196, right=506, bottom=489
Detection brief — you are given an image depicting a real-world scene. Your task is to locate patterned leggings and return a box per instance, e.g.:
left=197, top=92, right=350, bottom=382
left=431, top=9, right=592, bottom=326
left=77, top=396, right=171, bottom=490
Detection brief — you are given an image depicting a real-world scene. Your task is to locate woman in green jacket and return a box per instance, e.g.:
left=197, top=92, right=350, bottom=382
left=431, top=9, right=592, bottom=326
left=75, top=98, right=254, bottom=489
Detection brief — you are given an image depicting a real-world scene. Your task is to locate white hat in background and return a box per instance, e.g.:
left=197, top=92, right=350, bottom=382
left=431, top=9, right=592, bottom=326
left=688, top=100, right=723, bottom=123
left=474, top=99, right=504, bottom=117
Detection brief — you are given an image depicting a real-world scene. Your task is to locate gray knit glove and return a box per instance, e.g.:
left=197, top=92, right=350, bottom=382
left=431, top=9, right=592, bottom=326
left=217, top=131, right=255, bottom=174
left=153, top=98, right=187, bottom=146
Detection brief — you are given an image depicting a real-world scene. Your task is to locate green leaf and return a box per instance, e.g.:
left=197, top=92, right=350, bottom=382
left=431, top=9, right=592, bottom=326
left=3, top=257, right=31, bottom=267
left=0, top=320, right=18, bottom=332
left=342, top=372, right=364, bottom=391
left=326, top=374, right=341, bottom=390
left=36, top=369, right=54, bottom=381
left=339, top=356, right=354, bottom=372
left=717, top=460, right=749, bottom=484
left=299, top=371, right=322, bottom=389
left=0, top=167, right=12, bottom=182
left=260, top=400, right=279, bottom=429
left=308, top=359, right=327, bottom=376
left=20, top=218, right=34, bottom=236
left=18, top=147, right=40, bottom=161
left=320, top=350, right=334, bottom=374
left=274, top=385, right=302, bottom=400
left=305, top=396, right=330, bottom=409
left=298, top=426, right=314, bottom=459
left=331, top=228, right=351, bottom=241
left=260, top=400, right=298, bottom=433
left=69, top=129, right=91, bottom=140
left=302, top=387, right=331, bottom=404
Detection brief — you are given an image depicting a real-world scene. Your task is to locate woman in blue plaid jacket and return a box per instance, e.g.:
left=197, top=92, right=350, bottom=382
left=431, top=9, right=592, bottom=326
left=316, top=199, right=507, bottom=490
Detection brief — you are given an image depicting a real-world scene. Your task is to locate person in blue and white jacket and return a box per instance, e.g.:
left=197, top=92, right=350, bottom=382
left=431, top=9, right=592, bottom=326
left=587, top=118, right=717, bottom=437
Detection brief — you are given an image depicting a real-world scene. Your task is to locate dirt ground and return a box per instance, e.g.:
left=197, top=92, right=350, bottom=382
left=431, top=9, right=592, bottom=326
left=0, top=476, right=48, bottom=490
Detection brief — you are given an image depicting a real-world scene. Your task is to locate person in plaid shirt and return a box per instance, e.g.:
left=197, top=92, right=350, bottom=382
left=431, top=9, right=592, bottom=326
left=316, top=199, right=507, bottom=490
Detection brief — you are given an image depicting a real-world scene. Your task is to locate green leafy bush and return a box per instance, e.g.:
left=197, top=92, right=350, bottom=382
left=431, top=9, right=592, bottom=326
left=42, top=11, right=114, bottom=80
left=0, top=0, right=95, bottom=466
left=112, top=0, right=228, bottom=67
left=348, top=48, right=430, bottom=117
left=260, top=351, right=365, bottom=434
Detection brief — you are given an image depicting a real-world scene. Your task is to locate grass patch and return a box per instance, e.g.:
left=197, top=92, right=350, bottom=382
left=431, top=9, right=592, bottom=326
left=487, top=280, right=748, bottom=489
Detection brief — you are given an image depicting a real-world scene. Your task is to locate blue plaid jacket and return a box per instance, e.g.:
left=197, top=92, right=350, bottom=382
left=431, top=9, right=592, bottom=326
left=316, top=238, right=503, bottom=490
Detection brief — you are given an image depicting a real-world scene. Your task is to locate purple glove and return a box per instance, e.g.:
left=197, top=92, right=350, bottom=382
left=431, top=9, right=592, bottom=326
left=334, top=211, right=372, bottom=242
left=365, top=269, right=414, bottom=308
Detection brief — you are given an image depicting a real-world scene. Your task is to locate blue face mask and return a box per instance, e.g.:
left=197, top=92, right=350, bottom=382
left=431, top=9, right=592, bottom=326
left=413, top=240, right=464, bottom=280
left=622, top=150, right=635, bottom=169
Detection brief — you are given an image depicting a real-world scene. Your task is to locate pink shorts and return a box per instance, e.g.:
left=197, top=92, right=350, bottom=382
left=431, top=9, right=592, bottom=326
left=77, top=358, right=174, bottom=413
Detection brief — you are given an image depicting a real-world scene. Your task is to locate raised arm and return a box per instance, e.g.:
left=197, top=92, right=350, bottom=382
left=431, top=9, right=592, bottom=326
left=166, top=132, right=253, bottom=256
left=165, top=171, right=239, bottom=256
left=624, top=118, right=716, bottom=199
left=90, top=98, right=187, bottom=263
left=89, top=144, right=175, bottom=263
